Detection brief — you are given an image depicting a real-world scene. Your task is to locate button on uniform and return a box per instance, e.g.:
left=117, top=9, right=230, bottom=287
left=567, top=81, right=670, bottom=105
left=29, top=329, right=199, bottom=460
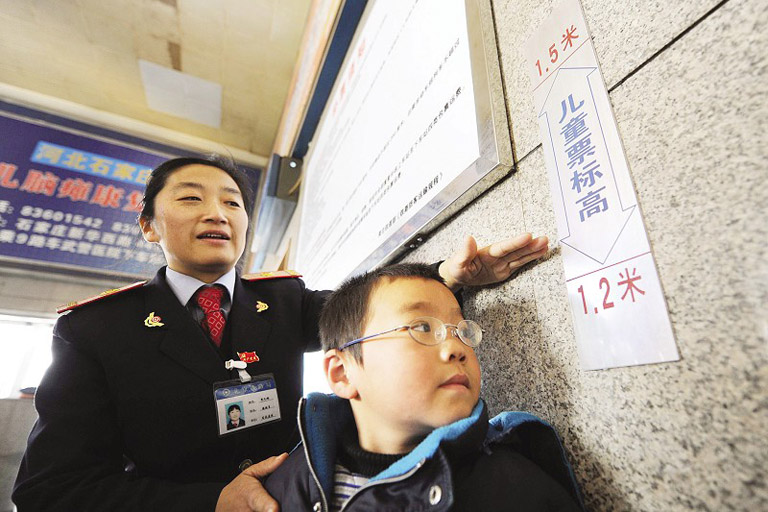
left=429, top=484, right=442, bottom=505
left=238, top=459, right=253, bottom=472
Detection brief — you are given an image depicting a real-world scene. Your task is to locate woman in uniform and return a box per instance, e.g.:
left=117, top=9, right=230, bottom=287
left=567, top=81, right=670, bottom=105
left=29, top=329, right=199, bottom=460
left=13, top=156, right=548, bottom=512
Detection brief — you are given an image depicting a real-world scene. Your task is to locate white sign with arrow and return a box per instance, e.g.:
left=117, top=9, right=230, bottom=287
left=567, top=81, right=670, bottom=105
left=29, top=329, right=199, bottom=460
left=523, top=0, right=678, bottom=370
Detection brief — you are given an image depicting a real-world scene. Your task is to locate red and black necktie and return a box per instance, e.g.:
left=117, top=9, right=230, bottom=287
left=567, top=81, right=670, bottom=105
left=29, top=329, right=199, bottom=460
left=195, top=285, right=226, bottom=347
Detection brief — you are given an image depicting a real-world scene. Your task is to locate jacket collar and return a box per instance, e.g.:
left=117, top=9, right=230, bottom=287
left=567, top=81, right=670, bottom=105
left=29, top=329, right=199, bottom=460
left=298, top=393, right=585, bottom=509
left=298, top=393, right=488, bottom=497
left=140, top=268, right=275, bottom=382
left=143, top=268, right=229, bottom=383
left=487, top=411, right=585, bottom=508
left=229, top=276, right=272, bottom=356
left=373, top=400, right=487, bottom=481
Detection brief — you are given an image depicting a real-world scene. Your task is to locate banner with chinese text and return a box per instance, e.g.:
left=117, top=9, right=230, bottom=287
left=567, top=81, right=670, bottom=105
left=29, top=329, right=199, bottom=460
left=0, top=112, right=169, bottom=278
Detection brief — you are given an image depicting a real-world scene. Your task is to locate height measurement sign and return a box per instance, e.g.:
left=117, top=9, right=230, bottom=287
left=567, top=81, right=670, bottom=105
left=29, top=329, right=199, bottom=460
left=523, top=0, right=678, bottom=370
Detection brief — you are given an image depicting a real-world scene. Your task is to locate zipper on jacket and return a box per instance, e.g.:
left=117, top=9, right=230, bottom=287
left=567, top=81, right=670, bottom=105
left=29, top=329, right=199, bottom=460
left=338, top=460, right=425, bottom=512
left=298, top=397, right=330, bottom=512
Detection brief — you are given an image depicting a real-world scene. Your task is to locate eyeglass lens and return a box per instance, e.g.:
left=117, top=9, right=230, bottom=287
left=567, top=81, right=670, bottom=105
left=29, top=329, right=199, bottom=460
left=407, top=317, right=482, bottom=347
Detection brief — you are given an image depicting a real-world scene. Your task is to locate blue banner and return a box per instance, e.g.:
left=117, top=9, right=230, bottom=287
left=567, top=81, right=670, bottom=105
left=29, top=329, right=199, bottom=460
left=0, top=111, right=176, bottom=278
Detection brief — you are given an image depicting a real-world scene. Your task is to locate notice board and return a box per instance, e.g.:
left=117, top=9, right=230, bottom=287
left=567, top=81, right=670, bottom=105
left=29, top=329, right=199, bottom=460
left=295, top=0, right=511, bottom=289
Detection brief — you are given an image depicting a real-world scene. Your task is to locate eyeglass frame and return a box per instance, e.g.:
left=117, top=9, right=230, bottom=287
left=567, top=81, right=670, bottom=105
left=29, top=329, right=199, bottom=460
left=338, top=316, right=483, bottom=351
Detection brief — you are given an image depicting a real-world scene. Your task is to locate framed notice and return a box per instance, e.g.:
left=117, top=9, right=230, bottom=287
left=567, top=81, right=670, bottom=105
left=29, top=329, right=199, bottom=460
left=295, top=0, right=511, bottom=289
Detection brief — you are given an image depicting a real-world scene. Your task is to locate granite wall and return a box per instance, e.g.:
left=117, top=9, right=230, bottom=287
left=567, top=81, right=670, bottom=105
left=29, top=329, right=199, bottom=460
left=400, top=0, right=767, bottom=509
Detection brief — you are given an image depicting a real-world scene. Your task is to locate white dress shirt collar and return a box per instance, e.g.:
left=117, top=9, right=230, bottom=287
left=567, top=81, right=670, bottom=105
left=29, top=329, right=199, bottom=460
left=165, top=267, right=236, bottom=307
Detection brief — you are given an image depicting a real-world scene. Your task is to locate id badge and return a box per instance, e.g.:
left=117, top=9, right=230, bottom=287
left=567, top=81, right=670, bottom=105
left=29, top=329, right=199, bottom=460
left=213, top=373, right=281, bottom=436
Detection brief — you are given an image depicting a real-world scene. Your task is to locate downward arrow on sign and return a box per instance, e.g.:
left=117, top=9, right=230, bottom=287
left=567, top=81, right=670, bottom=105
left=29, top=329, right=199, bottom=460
left=539, top=67, right=636, bottom=264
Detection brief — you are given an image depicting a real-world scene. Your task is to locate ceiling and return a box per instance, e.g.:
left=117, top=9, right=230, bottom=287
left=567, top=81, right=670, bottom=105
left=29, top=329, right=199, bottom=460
left=0, top=0, right=313, bottom=160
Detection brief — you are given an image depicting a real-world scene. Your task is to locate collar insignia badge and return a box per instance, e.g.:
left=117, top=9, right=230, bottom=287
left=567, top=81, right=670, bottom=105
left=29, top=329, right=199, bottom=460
left=144, top=312, right=164, bottom=328
left=255, top=301, right=269, bottom=313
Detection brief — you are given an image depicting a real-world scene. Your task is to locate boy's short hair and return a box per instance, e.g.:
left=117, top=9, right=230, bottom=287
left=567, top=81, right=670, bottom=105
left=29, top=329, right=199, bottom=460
left=319, top=262, right=446, bottom=363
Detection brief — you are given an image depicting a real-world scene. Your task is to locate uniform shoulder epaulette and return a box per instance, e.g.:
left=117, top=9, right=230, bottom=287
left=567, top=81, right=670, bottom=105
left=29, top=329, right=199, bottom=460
left=241, top=270, right=303, bottom=281
left=57, top=280, right=147, bottom=314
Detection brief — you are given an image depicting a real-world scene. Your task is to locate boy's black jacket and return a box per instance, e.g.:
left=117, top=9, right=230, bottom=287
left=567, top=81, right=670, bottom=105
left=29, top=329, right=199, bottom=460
left=265, top=393, right=585, bottom=511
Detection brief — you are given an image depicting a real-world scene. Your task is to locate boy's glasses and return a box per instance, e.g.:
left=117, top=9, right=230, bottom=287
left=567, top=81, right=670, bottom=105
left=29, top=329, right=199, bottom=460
left=339, top=316, right=483, bottom=351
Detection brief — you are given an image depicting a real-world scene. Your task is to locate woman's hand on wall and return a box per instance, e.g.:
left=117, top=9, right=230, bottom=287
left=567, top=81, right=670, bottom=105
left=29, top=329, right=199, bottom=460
left=439, top=233, right=549, bottom=291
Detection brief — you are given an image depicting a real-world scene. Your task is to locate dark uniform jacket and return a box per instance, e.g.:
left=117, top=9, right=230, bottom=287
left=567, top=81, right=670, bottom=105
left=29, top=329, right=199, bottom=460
left=265, top=394, right=584, bottom=512
left=13, top=267, right=328, bottom=512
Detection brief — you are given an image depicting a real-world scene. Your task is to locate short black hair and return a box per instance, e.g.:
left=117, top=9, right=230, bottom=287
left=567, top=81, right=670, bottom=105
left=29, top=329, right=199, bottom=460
left=227, top=404, right=241, bottom=414
left=319, top=263, right=446, bottom=363
left=139, top=155, right=255, bottom=222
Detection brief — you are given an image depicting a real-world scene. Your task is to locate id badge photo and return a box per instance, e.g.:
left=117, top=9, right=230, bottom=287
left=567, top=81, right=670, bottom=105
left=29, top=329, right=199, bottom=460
left=213, top=372, right=281, bottom=436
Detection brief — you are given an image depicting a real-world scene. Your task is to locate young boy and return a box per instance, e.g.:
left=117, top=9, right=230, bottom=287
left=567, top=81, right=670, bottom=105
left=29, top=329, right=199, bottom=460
left=264, top=263, right=584, bottom=511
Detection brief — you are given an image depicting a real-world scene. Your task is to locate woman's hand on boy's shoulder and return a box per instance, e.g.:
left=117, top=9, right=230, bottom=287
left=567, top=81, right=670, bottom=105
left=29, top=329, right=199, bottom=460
left=216, top=453, right=288, bottom=512
left=439, top=234, right=549, bottom=291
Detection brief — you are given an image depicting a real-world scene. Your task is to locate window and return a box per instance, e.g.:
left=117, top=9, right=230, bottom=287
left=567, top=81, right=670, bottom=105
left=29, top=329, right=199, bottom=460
left=0, top=314, right=55, bottom=398
left=303, top=351, right=331, bottom=395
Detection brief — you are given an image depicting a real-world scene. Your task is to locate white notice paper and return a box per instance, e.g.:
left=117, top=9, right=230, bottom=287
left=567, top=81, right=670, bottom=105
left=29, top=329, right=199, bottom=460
left=523, top=0, right=679, bottom=370
left=296, top=0, right=479, bottom=290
